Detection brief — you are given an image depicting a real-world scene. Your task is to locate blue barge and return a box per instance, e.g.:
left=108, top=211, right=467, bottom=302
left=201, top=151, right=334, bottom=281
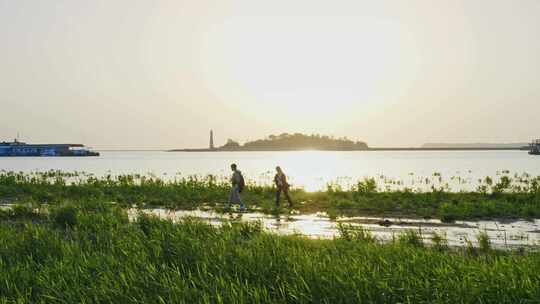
left=530, top=139, right=540, bottom=155
left=0, top=140, right=99, bottom=157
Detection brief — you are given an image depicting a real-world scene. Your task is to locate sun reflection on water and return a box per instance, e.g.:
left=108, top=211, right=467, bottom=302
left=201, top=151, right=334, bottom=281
left=273, top=151, right=345, bottom=192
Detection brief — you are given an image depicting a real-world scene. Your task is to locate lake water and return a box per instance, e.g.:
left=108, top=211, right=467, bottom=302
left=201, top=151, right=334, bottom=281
left=0, top=150, right=538, bottom=191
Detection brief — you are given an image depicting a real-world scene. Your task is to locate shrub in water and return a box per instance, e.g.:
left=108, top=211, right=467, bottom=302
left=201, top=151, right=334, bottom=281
left=355, top=177, right=378, bottom=194
left=337, top=223, right=375, bottom=242
left=477, top=231, right=491, bottom=253
left=431, top=231, right=448, bottom=250
left=398, top=229, right=424, bottom=247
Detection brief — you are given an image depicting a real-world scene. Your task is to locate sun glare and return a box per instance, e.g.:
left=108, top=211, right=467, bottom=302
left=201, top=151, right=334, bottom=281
left=199, top=15, right=418, bottom=126
left=270, top=151, right=344, bottom=192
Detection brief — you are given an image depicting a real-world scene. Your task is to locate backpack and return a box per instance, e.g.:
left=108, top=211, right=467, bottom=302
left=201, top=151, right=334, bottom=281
left=238, top=172, right=245, bottom=193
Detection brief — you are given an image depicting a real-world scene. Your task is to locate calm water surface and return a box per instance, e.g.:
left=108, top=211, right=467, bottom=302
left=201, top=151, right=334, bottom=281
left=1, top=150, right=538, bottom=191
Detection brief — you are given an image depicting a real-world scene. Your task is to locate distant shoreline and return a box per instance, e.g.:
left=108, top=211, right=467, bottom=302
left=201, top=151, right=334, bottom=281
left=169, top=147, right=528, bottom=152
left=98, top=149, right=165, bottom=152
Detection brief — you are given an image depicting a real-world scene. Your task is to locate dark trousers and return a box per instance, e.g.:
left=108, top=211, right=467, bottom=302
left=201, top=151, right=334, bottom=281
left=276, top=187, right=293, bottom=207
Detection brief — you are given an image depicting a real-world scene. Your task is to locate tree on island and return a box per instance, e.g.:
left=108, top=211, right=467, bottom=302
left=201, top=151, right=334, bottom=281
left=219, top=133, right=368, bottom=150
left=222, top=139, right=240, bottom=149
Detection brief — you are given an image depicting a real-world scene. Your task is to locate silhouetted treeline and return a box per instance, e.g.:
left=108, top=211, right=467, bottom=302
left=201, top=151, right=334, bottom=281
left=220, top=133, right=368, bottom=150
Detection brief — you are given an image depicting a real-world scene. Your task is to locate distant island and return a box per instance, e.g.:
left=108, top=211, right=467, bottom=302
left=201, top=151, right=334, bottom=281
left=169, top=131, right=530, bottom=152
left=170, top=132, right=369, bottom=152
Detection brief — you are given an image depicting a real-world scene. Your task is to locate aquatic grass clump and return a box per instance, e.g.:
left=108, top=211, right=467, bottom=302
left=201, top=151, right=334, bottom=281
left=337, top=223, right=376, bottom=242
left=431, top=231, right=448, bottom=250
left=477, top=231, right=491, bottom=254
left=398, top=229, right=424, bottom=247
left=353, top=177, right=378, bottom=194
left=439, top=202, right=459, bottom=223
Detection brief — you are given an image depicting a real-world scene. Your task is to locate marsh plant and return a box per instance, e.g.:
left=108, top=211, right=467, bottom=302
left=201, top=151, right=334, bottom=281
left=477, top=231, right=492, bottom=254
left=431, top=231, right=448, bottom=250
left=398, top=229, right=424, bottom=247
left=337, top=223, right=376, bottom=242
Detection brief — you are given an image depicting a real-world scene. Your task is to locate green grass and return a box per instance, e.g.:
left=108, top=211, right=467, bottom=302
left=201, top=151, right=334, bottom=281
left=0, top=202, right=539, bottom=303
left=1, top=171, right=540, bottom=221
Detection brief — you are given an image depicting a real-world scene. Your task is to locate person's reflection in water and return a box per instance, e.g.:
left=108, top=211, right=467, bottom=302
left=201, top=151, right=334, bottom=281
left=274, top=213, right=282, bottom=226
left=227, top=209, right=243, bottom=220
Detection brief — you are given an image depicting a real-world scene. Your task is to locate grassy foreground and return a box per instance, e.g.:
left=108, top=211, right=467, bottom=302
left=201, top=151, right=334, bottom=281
left=1, top=202, right=539, bottom=303
left=2, top=171, right=540, bottom=221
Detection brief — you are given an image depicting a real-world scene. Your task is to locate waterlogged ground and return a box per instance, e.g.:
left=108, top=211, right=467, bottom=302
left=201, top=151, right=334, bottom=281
left=4, top=203, right=540, bottom=303
left=128, top=207, right=540, bottom=250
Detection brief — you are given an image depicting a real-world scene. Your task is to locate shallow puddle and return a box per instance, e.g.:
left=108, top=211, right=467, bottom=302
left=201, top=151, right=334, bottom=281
left=128, top=208, right=540, bottom=250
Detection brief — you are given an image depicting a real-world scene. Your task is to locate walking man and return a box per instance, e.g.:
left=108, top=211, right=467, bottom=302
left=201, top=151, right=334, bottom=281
left=228, top=163, right=246, bottom=211
left=274, top=166, right=293, bottom=208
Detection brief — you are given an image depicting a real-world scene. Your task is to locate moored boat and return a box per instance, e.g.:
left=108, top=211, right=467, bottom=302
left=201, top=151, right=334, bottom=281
left=529, top=139, right=540, bottom=155
left=0, top=139, right=99, bottom=157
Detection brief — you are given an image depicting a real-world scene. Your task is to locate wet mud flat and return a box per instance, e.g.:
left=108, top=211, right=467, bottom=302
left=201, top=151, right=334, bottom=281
left=129, top=208, right=540, bottom=250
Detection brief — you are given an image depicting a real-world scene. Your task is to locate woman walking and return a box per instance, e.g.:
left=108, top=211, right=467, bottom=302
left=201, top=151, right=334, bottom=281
left=274, top=166, right=293, bottom=208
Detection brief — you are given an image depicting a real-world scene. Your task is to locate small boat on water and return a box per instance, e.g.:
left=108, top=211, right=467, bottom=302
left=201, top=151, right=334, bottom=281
left=529, top=139, right=540, bottom=155
left=0, top=139, right=99, bottom=157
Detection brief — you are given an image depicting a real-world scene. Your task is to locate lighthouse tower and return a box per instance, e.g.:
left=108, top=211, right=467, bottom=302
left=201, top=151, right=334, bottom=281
left=209, top=130, right=215, bottom=150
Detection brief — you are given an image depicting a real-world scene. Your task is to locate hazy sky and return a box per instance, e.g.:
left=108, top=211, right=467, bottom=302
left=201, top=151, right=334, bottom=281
left=1, top=0, right=539, bottom=149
